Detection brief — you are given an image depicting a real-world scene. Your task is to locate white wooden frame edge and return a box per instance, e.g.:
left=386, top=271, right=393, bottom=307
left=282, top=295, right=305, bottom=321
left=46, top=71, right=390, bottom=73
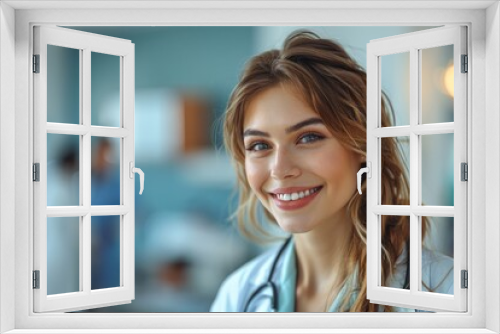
left=0, top=2, right=17, bottom=334
left=0, top=2, right=496, bottom=334
left=32, top=25, right=136, bottom=313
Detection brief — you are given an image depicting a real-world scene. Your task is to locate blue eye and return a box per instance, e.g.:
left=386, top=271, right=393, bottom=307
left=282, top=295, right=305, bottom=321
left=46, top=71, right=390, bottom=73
left=246, top=142, right=270, bottom=152
left=298, top=133, right=323, bottom=144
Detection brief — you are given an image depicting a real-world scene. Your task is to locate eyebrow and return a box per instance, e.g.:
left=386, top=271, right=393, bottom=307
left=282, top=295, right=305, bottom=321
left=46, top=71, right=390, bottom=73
left=243, top=117, right=324, bottom=138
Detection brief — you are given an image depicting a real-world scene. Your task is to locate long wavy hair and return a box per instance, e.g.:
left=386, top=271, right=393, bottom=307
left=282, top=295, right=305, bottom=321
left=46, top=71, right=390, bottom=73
left=223, top=30, right=429, bottom=312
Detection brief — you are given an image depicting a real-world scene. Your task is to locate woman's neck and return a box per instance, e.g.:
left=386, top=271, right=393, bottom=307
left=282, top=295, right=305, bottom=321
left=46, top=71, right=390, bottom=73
left=293, top=213, right=353, bottom=308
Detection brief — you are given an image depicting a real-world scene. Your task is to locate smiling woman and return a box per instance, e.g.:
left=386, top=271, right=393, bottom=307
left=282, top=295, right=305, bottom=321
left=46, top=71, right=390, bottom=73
left=243, top=86, right=361, bottom=236
left=211, top=30, right=454, bottom=313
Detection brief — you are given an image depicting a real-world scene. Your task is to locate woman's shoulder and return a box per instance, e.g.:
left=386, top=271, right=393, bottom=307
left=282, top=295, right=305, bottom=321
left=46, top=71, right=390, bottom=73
left=209, top=243, right=283, bottom=312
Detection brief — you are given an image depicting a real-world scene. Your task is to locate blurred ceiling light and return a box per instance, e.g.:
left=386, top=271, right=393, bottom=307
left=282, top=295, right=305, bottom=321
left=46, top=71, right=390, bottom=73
left=443, top=63, right=454, bottom=98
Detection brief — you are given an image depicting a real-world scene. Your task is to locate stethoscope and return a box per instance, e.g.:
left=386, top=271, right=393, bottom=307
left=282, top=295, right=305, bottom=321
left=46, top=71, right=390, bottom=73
left=242, top=237, right=410, bottom=312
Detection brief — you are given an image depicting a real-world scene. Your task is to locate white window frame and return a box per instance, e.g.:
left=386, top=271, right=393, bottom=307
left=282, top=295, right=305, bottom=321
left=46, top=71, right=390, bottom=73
left=33, top=25, right=136, bottom=313
left=366, top=26, right=467, bottom=312
left=0, top=1, right=498, bottom=333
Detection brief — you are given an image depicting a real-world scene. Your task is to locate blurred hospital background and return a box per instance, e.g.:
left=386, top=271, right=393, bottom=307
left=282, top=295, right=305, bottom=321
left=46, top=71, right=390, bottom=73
left=45, top=26, right=454, bottom=312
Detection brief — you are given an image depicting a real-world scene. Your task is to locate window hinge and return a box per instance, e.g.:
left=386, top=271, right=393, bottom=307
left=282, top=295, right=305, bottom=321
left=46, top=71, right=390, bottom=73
left=33, top=163, right=40, bottom=182
left=33, top=270, right=40, bottom=289
left=461, top=270, right=468, bottom=289
left=33, top=54, right=40, bottom=73
left=461, top=54, right=468, bottom=73
left=461, top=162, right=468, bottom=181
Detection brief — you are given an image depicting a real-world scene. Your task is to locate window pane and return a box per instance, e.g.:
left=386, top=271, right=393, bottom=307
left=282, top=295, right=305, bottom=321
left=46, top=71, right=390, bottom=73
left=381, top=215, right=410, bottom=291
left=91, top=52, right=121, bottom=127
left=381, top=52, right=410, bottom=127
left=421, top=133, right=454, bottom=206
left=421, top=45, right=454, bottom=124
left=47, top=45, right=80, bottom=124
left=47, top=133, right=79, bottom=206
left=421, top=216, right=454, bottom=295
left=91, top=137, right=121, bottom=206
left=381, top=137, right=410, bottom=205
left=91, top=215, right=121, bottom=290
left=47, top=217, right=80, bottom=295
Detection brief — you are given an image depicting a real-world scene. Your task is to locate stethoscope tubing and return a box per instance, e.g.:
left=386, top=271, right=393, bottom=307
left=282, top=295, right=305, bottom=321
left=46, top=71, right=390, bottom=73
left=243, top=237, right=292, bottom=312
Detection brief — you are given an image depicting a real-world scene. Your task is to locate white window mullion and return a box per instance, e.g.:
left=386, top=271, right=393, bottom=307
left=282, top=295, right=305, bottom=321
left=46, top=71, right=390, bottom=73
left=78, top=48, right=84, bottom=295
left=33, top=26, right=49, bottom=307
left=47, top=123, right=87, bottom=135
left=413, top=123, right=454, bottom=135
left=373, top=205, right=454, bottom=217
left=411, top=206, right=455, bottom=217
left=46, top=123, right=130, bottom=138
left=409, top=46, right=420, bottom=297
left=91, top=206, right=130, bottom=216
left=453, top=26, right=468, bottom=305
left=120, top=55, right=125, bottom=287
left=82, top=214, right=91, bottom=294
left=373, top=205, right=411, bottom=215
left=122, top=45, right=135, bottom=295
left=46, top=206, right=130, bottom=217
left=365, top=41, right=380, bottom=297
left=372, top=126, right=411, bottom=137
left=373, top=123, right=454, bottom=138
left=82, top=47, right=92, bottom=296
left=90, top=126, right=130, bottom=138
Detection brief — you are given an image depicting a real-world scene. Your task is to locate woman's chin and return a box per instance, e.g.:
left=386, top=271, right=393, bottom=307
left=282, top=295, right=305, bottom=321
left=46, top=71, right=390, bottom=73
left=276, top=220, right=313, bottom=234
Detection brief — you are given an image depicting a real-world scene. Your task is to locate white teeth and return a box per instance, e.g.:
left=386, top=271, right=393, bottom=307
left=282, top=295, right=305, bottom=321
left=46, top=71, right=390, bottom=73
left=276, top=187, right=320, bottom=201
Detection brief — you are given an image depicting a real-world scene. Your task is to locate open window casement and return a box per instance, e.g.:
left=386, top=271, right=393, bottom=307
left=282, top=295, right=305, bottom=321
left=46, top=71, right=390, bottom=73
left=365, top=26, right=467, bottom=312
left=33, top=26, right=141, bottom=312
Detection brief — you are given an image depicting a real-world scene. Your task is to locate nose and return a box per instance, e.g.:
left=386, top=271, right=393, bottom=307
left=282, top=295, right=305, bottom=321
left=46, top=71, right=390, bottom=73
left=270, top=147, right=301, bottom=180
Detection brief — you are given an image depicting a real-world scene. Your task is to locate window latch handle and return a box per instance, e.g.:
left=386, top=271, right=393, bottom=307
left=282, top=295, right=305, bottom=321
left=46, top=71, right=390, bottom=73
left=129, top=161, right=144, bottom=195
left=357, top=162, right=371, bottom=195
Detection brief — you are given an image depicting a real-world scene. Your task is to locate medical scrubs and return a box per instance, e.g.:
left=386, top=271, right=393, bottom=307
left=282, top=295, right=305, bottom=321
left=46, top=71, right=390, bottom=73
left=210, top=237, right=454, bottom=312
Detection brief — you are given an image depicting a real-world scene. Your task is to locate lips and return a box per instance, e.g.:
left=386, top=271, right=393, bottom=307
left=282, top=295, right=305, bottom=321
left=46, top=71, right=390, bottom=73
left=270, top=186, right=323, bottom=211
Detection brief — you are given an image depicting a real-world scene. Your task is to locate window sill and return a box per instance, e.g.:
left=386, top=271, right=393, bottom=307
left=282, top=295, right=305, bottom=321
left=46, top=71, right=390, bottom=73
left=4, top=329, right=498, bottom=334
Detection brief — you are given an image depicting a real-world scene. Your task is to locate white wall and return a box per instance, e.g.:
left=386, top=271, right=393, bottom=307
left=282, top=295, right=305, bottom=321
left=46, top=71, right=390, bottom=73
left=486, top=2, right=500, bottom=333
left=0, top=2, right=16, bottom=333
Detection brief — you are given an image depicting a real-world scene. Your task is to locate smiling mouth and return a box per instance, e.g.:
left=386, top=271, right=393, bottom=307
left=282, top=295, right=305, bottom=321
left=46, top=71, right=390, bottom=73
left=272, top=186, right=323, bottom=202
left=270, top=186, right=323, bottom=211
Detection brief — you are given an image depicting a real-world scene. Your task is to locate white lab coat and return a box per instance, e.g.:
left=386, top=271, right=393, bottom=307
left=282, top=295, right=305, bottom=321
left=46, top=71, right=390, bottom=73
left=210, top=239, right=454, bottom=312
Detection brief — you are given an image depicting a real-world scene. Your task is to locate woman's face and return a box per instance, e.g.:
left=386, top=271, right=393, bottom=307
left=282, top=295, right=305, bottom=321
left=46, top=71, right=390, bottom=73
left=243, top=85, right=362, bottom=233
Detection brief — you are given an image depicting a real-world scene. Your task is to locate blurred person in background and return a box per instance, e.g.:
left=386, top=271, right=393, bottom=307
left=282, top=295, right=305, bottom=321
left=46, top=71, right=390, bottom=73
left=210, top=30, right=453, bottom=313
left=91, top=138, right=121, bottom=291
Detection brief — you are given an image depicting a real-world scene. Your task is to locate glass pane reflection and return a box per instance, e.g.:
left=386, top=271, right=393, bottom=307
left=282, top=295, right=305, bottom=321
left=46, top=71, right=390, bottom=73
left=381, top=52, right=410, bottom=127
left=47, top=217, right=80, bottom=295
left=47, top=45, right=80, bottom=124
left=381, top=137, right=410, bottom=205
left=421, top=45, right=454, bottom=124
left=47, top=133, right=79, bottom=206
left=381, top=215, right=410, bottom=291
left=91, top=137, right=121, bottom=206
left=421, top=216, right=454, bottom=295
left=421, top=133, right=454, bottom=206
left=91, top=215, right=121, bottom=290
left=91, top=52, right=121, bottom=127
